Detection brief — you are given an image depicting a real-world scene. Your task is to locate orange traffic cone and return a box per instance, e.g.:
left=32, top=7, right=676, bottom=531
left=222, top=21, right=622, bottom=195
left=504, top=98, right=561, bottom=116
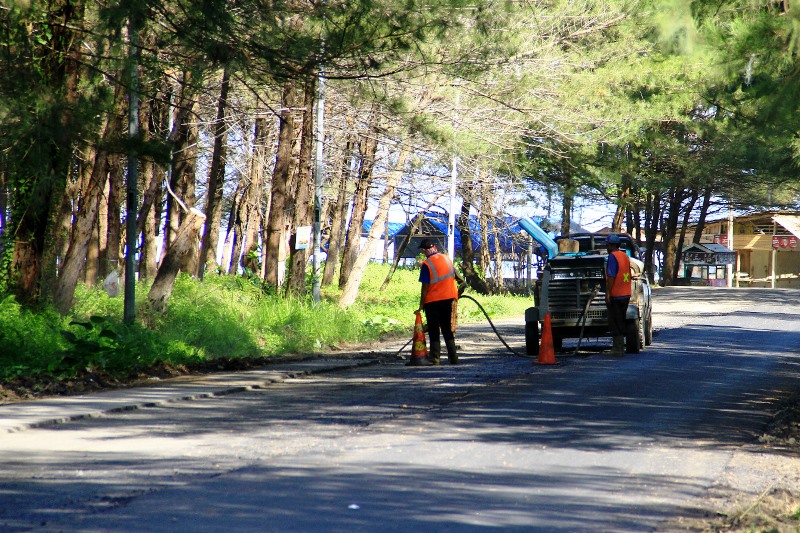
left=536, top=313, right=557, bottom=365
left=406, top=311, right=432, bottom=366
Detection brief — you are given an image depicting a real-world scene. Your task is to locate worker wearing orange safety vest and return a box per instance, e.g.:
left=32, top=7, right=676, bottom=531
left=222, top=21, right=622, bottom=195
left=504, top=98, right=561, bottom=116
left=412, top=238, right=459, bottom=366
left=605, top=233, right=632, bottom=356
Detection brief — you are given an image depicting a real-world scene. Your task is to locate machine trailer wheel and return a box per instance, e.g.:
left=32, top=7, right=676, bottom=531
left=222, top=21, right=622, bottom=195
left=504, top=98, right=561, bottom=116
left=625, top=317, right=643, bottom=354
left=553, top=336, right=563, bottom=352
left=525, top=320, right=539, bottom=356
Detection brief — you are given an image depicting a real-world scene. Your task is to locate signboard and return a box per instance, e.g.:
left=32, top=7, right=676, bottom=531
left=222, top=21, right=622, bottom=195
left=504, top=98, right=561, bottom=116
left=772, top=235, right=798, bottom=249
left=713, top=234, right=729, bottom=247
left=683, top=251, right=715, bottom=265
left=295, top=226, right=312, bottom=250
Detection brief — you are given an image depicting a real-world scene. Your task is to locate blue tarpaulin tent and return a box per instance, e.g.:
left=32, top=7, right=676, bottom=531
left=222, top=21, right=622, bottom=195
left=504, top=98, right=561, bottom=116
left=392, top=213, right=554, bottom=259
left=361, top=220, right=405, bottom=239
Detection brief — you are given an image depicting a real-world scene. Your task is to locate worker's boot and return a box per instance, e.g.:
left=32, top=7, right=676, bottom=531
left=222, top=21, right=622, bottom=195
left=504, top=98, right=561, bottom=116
left=445, top=339, right=458, bottom=365
left=428, top=340, right=441, bottom=365
left=610, top=336, right=625, bottom=356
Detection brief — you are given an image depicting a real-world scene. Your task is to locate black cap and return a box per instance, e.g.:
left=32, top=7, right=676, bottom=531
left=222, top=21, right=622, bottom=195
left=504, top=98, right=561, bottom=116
left=419, top=238, right=437, bottom=250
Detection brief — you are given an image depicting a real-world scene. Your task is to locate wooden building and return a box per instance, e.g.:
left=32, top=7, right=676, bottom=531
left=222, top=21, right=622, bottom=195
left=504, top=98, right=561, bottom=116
left=689, top=210, right=800, bottom=288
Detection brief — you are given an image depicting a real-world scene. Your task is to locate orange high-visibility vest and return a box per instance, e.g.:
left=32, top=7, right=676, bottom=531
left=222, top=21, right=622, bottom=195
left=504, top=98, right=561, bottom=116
left=607, top=249, right=632, bottom=298
left=422, top=253, right=459, bottom=304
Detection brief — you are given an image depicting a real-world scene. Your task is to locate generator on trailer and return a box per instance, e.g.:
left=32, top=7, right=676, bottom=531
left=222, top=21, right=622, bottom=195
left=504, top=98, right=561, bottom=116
left=519, top=218, right=653, bottom=355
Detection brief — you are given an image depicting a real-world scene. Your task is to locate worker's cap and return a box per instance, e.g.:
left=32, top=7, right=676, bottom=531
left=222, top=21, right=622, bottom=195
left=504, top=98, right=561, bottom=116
left=419, top=238, right=437, bottom=250
left=606, top=233, right=621, bottom=244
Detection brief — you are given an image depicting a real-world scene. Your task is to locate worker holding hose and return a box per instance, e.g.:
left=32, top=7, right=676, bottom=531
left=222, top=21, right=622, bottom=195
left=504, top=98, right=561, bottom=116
left=416, top=238, right=460, bottom=365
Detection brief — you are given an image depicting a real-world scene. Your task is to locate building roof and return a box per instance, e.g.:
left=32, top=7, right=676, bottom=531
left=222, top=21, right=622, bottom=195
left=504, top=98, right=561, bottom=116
left=772, top=214, right=800, bottom=240
left=682, top=242, right=734, bottom=254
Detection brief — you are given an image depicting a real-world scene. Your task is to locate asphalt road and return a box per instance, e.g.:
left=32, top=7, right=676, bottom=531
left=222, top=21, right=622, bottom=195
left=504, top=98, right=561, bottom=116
left=1, top=287, right=799, bottom=532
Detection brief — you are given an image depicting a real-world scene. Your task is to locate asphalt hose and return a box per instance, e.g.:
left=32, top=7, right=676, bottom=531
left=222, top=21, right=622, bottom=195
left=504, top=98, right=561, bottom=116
left=459, top=295, right=533, bottom=358
left=396, top=295, right=533, bottom=360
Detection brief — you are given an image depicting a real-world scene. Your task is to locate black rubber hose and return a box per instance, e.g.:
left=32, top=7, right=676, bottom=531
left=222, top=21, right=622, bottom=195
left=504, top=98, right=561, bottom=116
left=459, top=294, right=533, bottom=359
left=397, top=295, right=533, bottom=360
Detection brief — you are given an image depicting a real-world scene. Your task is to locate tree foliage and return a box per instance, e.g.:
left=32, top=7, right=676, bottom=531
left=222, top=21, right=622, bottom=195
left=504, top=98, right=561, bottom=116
left=2, top=0, right=800, bottom=318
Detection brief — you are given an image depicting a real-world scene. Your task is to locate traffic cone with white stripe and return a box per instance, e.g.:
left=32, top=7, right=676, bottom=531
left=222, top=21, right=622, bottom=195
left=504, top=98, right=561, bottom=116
left=406, top=311, right=432, bottom=366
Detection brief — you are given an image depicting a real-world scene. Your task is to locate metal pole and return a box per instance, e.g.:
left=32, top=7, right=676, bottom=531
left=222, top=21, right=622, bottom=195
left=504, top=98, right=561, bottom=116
left=726, top=204, right=733, bottom=288
left=526, top=236, right=533, bottom=295
left=447, top=89, right=459, bottom=261
left=124, top=15, right=140, bottom=324
left=771, top=221, right=777, bottom=288
left=312, top=70, right=325, bottom=303
left=447, top=155, right=457, bottom=261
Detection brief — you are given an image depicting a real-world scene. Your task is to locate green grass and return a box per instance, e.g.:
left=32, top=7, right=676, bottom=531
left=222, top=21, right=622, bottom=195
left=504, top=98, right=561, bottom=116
left=0, top=263, right=533, bottom=381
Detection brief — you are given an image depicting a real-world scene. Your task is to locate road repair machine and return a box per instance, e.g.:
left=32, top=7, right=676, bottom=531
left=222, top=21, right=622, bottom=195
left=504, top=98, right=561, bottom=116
left=519, top=218, right=653, bottom=355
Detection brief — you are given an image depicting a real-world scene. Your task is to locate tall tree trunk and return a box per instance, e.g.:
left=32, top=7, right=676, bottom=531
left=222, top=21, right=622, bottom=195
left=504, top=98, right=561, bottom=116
left=339, top=109, right=379, bottom=289
left=105, top=150, right=124, bottom=279
left=53, top=108, right=117, bottom=314
left=660, top=185, right=684, bottom=286
left=644, top=190, right=662, bottom=284
left=672, top=188, right=700, bottom=282
left=136, top=80, right=169, bottom=258
left=148, top=208, right=206, bottom=312
left=264, top=80, right=298, bottom=287
left=198, top=66, right=231, bottom=278
left=163, top=71, right=197, bottom=258
left=561, top=177, right=574, bottom=236
left=225, top=177, right=247, bottom=273
left=287, top=79, right=315, bottom=296
left=138, top=158, right=162, bottom=280
left=322, top=132, right=355, bottom=286
left=339, top=145, right=410, bottom=307
left=613, top=179, right=631, bottom=232
left=94, top=93, right=125, bottom=284
left=55, top=158, right=83, bottom=278
left=240, top=115, right=273, bottom=276
left=693, top=187, right=713, bottom=244
left=479, top=176, right=492, bottom=288
left=12, top=0, right=83, bottom=305
left=492, top=219, right=504, bottom=291
left=85, top=176, right=109, bottom=286
left=457, top=178, right=489, bottom=294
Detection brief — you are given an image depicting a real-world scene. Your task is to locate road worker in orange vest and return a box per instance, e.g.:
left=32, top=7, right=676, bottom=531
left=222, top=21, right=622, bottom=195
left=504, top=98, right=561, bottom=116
left=605, top=233, right=632, bottom=356
left=414, top=238, right=459, bottom=366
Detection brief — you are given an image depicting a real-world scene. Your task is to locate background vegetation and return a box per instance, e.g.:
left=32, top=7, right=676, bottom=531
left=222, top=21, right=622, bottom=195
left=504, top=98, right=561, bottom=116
left=2, top=0, right=800, bottom=385
left=0, top=262, right=530, bottom=385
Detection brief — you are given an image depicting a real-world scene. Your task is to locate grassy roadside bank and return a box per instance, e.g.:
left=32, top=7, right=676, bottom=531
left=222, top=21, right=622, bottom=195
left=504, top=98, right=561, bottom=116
left=0, top=264, right=532, bottom=401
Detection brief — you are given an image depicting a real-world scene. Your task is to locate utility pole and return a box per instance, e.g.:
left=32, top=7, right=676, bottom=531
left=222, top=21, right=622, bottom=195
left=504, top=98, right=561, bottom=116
left=124, top=13, right=140, bottom=324
left=447, top=90, right=460, bottom=261
left=727, top=204, right=734, bottom=288
left=312, top=67, right=325, bottom=303
left=448, top=155, right=457, bottom=261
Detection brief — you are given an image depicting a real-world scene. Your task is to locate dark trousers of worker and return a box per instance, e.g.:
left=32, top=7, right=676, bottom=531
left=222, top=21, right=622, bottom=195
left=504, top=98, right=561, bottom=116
left=423, top=298, right=456, bottom=364
left=607, top=297, right=629, bottom=337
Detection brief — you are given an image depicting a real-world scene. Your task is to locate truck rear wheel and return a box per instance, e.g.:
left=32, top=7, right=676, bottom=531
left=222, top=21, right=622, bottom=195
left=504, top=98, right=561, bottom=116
left=644, top=310, right=653, bottom=346
left=625, top=318, right=643, bottom=354
left=525, top=320, right=539, bottom=356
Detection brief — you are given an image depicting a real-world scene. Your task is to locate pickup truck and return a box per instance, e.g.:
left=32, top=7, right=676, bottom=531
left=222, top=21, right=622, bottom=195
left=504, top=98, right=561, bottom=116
left=520, top=219, right=653, bottom=355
